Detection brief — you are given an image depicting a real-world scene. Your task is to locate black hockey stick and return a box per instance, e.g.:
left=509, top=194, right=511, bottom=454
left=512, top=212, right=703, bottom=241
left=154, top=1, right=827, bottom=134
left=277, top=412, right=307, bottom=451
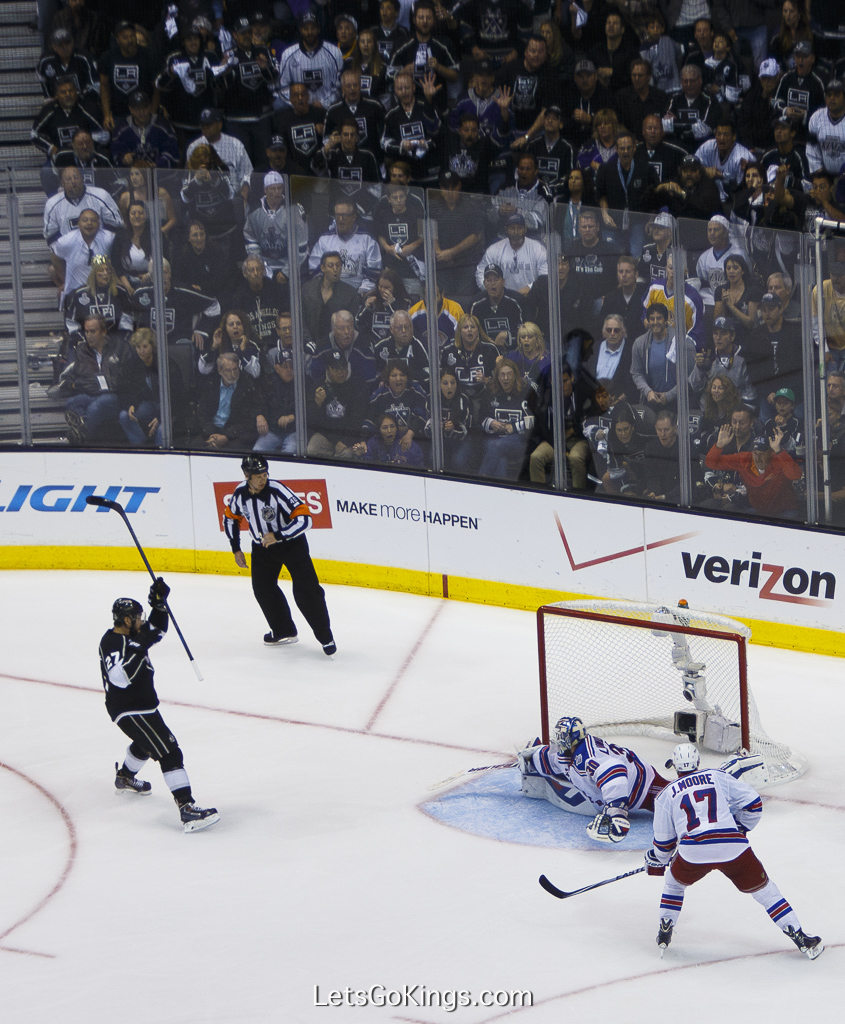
left=85, top=495, right=203, bottom=680
left=538, top=866, right=646, bottom=900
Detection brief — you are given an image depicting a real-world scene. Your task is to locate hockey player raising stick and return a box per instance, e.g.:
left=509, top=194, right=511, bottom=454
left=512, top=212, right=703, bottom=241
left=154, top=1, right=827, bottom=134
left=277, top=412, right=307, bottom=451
left=100, top=578, right=219, bottom=833
left=520, top=717, right=671, bottom=844
left=645, top=743, right=822, bottom=959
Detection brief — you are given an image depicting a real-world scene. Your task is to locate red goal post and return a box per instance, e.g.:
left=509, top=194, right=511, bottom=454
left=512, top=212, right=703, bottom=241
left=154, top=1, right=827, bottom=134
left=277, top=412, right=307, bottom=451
left=537, top=599, right=806, bottom=785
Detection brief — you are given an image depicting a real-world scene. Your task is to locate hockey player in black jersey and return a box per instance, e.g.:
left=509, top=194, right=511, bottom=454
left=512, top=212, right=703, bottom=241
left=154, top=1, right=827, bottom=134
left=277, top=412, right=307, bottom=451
left=100, top=577, right=219, bottom=833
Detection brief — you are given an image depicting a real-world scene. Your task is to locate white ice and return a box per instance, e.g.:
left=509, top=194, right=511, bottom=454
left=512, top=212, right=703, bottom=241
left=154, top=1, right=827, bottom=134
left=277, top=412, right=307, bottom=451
left=0, top=570, right=840, bottom=1024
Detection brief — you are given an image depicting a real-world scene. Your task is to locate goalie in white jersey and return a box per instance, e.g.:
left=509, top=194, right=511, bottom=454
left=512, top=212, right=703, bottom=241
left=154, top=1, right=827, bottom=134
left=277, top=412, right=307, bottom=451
left=645, top=743, right=823, bottom=960
left=520, top=716, right=671, bottom=845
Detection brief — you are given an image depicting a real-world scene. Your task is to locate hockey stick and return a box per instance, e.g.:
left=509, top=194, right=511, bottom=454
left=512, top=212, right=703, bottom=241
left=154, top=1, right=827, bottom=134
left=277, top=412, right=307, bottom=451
left=427, top=760, right=518, bottom=791
left=85, top=495, right=203, bottom=680
left=538, top=866, right=646, bottom=900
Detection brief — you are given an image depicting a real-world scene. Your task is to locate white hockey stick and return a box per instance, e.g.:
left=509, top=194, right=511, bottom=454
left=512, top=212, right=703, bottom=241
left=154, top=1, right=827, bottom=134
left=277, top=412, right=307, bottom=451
left=427, top=760, right=518, bottom=791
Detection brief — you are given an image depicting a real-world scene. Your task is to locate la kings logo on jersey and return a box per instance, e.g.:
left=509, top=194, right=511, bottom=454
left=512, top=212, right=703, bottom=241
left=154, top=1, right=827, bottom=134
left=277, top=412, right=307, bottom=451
left=239, top=60, right=264, bottom=91
left=399, top=121, right=425, bottom=142
left=480, top=8, right=509, bottom=43
left=303, top=67, right=325, bottom=88
left=450, top=150, right=478, bottom=178
left=113, top=63, right=140, bottom=94
left=338, top=166, right=363, bottom=195
left=291, top=123, right=318, bottom=155
left=536, top=155, right=560, bottom=181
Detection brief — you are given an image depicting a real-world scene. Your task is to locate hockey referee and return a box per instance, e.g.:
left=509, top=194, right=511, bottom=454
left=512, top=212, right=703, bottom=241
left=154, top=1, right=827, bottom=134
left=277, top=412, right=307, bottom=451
left=224, top=454, right=336, bottom=654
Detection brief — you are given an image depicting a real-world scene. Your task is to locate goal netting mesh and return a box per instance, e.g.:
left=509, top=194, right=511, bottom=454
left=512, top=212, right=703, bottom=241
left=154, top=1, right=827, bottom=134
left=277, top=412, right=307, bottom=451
left=538, top=599, right=806, bottom=785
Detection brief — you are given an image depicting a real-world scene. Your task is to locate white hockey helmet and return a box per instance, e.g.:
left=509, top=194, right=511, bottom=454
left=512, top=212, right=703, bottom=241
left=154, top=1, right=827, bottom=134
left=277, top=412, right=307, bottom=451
left=667, top=743, right=700, bottom=774
left=553, top=716, right=587, bottom=757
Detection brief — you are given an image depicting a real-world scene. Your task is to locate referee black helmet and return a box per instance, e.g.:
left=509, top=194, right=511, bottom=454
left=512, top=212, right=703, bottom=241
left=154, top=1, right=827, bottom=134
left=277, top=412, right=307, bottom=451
left=242, top=455, right=268, bottom=475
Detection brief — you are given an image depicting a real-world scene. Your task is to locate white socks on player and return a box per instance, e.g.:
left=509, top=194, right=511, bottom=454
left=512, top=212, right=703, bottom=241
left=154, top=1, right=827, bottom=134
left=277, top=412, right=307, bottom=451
left=124, top=746, right=149, bottom=775
left=751, top=879, right=802, bottom=933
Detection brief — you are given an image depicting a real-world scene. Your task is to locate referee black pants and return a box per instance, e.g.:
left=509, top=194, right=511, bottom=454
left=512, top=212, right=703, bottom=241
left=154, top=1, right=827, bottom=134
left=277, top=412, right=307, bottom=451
left=251, top=535, right=332, bottom=642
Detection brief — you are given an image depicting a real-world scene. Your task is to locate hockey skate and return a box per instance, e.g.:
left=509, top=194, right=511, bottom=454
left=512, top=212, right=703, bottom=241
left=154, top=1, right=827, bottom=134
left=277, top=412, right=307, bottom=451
left=179, top=802, right=220, bottom=833
left=264, top=632, right=298, bottom=646
left=657, top=919, right=674, bottom=956
left=322, top=636, right=337, bottom=657
left=784, top=926, right=824, bottom=960
left=114, top=763, right=151, bottom=795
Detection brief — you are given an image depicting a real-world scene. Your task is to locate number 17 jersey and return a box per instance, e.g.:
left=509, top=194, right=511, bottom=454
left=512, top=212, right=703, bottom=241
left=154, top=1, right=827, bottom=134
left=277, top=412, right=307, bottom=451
left=652, top=767, right=762, bottom=866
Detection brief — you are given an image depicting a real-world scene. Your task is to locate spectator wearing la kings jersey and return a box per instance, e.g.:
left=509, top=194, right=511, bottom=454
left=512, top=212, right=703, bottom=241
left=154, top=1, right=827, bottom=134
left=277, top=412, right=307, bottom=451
left=638, top=212, right=673, bottom=286
left=475, top=213, right=549, bottom=296
left=308, top=199, right=382, bottom=294
left=372, top=0, right=411, bottom=65
left=311, top=116, right=382, bottom=192
left=323, top=69, right=386, bottom=159
left=470, top=263, right=525, bottom=351
left=244, top=171, right=308, bottom=287
left=760, top=117, right=810, bottom=189
left=131, top=260, right=219, bottom=370
left=155, top=24, right=219, bottom=148
left=224, top=454, right=335, bottom=652
left=440, top=313, right=502, bottom=404
left=37, top=28, right=99, bottom=102
left=185, top=108, right=254, bottom=202
left=43, top=165, right=123, bottom=245
left=807, top=79, right=845, bottom=176
left=664, top=64, right=718, bottom=153
left=98, top=20, right=159, bottom=130
left=636, top=113, right=686, bottom=186
left=456, top=0, right=533, bottom=67
left=773, top=42, right=826, bottom=134
left=440, top=110, right=507, bottom=194
left=526, top=106, right=573, bottom=193
left=272, top=82, right=325, bottom=165
left=498, top=35, right=562, bottom=137
left=371, top=309, right=430, bottom=384
left=694, top=121, right=754, bottom=203
left=31, top=79, right=107, bottom=163
left=277, top=12, right=343, bottom=111
left=218, top=16, right=277, bottom=164
left=372, top=184, right=427, bottom=285
left=53, top=131, right=114, bottom=183
left=381, top=69, right=441, bottom=184
left=388, top=0, right=459, bottom=116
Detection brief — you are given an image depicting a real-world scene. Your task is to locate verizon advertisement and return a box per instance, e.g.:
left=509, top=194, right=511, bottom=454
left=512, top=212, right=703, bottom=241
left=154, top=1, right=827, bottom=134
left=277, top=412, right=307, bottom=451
left=0, top=451, right=841, bottom=635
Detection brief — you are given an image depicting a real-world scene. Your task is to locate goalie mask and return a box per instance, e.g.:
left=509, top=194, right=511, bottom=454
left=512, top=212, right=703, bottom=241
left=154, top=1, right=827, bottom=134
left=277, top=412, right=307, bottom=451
left=553, top=716, right=586, bottom=757
left=667, top=742, right=700, bottom=774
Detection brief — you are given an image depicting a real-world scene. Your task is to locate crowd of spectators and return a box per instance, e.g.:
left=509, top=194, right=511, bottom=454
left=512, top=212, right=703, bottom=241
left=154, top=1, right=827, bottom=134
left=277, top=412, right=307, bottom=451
left=28, top=0, right=845, bottom=521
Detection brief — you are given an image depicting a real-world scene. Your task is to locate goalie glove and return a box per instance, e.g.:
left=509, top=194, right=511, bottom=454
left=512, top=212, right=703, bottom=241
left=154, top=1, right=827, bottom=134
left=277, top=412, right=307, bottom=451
left=586, top=808, right=631, bottom=844
left=644, top=849, right=665, bottom=876
left=148, top=576, right=170, bottom=610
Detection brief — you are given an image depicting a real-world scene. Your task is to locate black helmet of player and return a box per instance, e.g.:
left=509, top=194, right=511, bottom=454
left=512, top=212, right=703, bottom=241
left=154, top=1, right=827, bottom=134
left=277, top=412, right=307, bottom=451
left=112, top=597, right=144, bottom=631
left=553, top=716, right=587, bottom=757
left=242, top=454, right=268, bottom=476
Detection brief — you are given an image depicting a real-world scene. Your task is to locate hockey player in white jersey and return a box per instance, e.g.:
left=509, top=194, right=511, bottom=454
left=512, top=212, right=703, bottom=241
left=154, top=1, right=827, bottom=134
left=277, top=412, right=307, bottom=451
left=520, top=717, right=671, bottom=844
left=646, top=743, right=823, bottom=959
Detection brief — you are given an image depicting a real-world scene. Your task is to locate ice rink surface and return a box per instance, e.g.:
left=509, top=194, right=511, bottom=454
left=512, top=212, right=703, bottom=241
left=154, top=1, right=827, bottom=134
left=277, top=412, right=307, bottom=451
left=0, top=570, right=840, bottom=1024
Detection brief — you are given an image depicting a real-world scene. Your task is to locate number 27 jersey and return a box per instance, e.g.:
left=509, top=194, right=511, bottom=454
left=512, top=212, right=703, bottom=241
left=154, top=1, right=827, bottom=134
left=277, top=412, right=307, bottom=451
left=652, top=768, right=762, bottom=866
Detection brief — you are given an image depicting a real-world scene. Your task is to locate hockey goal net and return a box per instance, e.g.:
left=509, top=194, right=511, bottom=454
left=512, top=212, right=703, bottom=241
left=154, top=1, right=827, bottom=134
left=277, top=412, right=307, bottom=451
left=538, top=599, right=806, bottom=785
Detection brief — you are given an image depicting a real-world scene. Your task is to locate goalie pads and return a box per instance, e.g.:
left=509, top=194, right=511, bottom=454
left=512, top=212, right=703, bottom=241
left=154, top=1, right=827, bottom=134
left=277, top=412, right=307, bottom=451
left=703, top=711, right=742, bottom=754
left=720, top=752, right=769, bottom=788
left=586, top=809, right=631, bottom=844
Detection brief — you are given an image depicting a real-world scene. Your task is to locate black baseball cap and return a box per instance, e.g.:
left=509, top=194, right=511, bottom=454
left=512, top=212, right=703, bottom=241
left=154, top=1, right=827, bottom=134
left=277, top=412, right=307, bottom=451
left=128, top=90, right=150, bottom=107
left=268, top=134, right=287, bottom=150
left=199, top=107, right=223, bottom=123
left=483, top=263, right=504, bottom=279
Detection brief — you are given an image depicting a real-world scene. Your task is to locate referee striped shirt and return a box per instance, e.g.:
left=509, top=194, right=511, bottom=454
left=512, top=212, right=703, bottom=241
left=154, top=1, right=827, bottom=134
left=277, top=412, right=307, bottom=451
left=224, top=479, right=311, bottom=549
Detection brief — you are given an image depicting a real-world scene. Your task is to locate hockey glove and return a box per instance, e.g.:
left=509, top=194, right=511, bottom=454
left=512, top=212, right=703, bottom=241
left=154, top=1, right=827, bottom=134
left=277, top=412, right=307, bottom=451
left=149, top=577, right=171, bottom=610
left=586, top=809, right=631, bottom=844
left=644, top=849, right=665, bottom=876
